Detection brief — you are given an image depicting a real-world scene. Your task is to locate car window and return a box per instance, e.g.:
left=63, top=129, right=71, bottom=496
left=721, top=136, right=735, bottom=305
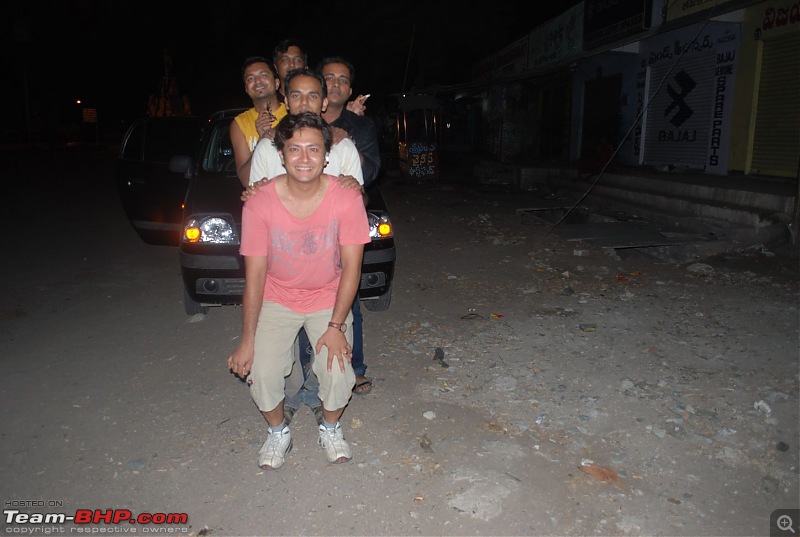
left=144, top=121, right=202, bottom=163
left=120, top=122, right=145, bottom=161
left=120, top=119, right=202, bottom=164
left=201, top=120, right=235, bottom=172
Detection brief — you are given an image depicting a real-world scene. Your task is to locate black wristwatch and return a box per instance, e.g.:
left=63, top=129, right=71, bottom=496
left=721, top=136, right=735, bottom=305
left=327, top=321, right=347, bottom=333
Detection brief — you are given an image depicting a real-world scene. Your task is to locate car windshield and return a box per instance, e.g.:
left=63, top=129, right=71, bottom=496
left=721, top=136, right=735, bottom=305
left=201, top=120, right=235, bottom=173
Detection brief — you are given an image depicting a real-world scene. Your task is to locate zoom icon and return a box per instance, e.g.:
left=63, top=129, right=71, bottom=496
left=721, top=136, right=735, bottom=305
left=772, top=510, right=799, bottom=536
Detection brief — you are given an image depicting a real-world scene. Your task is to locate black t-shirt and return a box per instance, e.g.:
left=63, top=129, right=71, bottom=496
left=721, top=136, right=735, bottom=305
left=330, top=109, right=381, bottom=187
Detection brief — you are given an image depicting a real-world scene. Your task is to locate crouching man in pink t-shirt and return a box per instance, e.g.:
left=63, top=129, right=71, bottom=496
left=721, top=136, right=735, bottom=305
left=227, top=112, right=370, bottom=470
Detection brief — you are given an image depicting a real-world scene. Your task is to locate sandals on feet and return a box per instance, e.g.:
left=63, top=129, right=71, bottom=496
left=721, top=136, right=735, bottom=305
left=352, top=378, right=373, bottom=396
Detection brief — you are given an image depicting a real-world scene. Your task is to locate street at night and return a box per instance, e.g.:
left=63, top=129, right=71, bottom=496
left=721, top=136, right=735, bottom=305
left=0, top=145, right=797, bottom=535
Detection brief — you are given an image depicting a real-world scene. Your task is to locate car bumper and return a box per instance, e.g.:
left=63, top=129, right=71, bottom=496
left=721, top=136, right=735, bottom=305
left=180, top=243, right=396, bottom=305
left=360, top=245, right=395, bottom=298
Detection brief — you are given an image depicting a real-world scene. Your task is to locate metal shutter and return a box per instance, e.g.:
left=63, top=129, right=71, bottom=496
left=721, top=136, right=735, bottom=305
left=750, top=32, right=800, bottom=178
left=643, top=50, right=716, bottom=168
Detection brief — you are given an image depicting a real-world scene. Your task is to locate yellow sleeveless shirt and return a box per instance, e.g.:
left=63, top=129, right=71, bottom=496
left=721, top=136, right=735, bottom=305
left=234, top=103, right=287, bottom=152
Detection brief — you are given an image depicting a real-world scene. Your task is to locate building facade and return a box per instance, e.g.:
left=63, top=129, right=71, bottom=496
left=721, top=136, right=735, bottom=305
left=439, top=0, right=799, bottom=182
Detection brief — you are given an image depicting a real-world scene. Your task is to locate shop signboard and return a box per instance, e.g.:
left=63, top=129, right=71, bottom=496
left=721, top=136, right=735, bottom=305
left=666, top=0, right=737, bottom=22
left=528, top=2, right=584, bottom=69
left=584, top=0, right=652, bottom=50
left=634, top=22, right=740, bottom=172
left=396, top=95, right=440, bottom=181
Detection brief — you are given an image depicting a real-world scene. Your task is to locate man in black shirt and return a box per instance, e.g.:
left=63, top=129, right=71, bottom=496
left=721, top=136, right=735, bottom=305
left=318, top=56, right=381, bottom=188
left=318, top=56, right=381, bottom=394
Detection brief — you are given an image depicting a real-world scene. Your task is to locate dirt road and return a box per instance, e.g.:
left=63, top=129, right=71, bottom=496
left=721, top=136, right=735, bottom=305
left=1, top=147, right=798, bottom=536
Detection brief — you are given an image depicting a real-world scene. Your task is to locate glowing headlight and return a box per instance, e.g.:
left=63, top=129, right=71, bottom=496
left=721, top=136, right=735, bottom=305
left=368, top=212, right=393, bottom=239
left=183, top=217, right=238, bottom=244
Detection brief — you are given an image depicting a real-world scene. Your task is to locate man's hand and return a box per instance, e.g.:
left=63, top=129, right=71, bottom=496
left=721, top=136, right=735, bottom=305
left=338, top=174, right=363, bottom=191
left=330, top=125, right=349, bottom=145
left=347, top=94, right=369, bottom=116
left=227, top=344, right=254, bottom=380
left=316, top=328, right=352, bottom=372
left=255, top=110, right=276, bottom=140
left=241, top=177, right=271, bottom=201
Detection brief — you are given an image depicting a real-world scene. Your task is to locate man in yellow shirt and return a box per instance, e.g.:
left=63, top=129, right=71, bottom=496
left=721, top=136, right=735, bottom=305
left=230, top=56, right=288, bottom=186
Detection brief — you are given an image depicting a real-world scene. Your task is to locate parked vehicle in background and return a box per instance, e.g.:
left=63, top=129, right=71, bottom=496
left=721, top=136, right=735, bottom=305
left=116, top=109, right=395, bottom=315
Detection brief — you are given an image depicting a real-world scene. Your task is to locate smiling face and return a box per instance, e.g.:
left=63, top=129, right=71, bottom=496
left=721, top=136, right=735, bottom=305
left=279, top=126, right=327, bottom=185
left=243, top=61, right=278, bottom=101
left=285, top=73, right=327, bottom=115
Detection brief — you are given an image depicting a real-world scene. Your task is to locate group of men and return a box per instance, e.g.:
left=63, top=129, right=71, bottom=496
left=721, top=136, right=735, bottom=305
left=226, top=39, right=381, bottom=470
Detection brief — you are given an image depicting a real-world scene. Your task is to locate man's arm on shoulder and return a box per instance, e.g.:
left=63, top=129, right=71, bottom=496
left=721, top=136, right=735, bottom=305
left=230, top=121, right=253, bottom=188
left=330, top=126, right=349, bottom=146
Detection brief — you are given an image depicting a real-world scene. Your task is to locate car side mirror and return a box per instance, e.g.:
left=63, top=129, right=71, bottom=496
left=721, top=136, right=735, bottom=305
left=169, top=155, right=192, bottom=175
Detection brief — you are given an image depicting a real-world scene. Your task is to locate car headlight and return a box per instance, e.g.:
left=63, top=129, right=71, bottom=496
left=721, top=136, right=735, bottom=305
left=183, top=216, right=239, bottom=244
left=368, top=211, right=393, bottom=239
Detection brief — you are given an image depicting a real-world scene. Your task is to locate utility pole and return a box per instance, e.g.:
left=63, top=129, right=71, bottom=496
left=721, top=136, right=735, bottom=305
left=402, top=25, right=415, bottom=93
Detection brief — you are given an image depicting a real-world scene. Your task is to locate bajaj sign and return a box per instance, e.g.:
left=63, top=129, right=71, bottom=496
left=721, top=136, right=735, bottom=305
left=636, top=22, right=739, bottom=173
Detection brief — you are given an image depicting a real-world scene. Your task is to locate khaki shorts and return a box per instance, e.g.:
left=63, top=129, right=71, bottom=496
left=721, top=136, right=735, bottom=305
left=248, top=301, right=355, bottom=413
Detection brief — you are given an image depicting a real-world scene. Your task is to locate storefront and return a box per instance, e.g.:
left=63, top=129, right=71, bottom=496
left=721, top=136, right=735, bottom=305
left=634, top=21, right=740, bottom=173
left=571, top=51, right=639, bottom=168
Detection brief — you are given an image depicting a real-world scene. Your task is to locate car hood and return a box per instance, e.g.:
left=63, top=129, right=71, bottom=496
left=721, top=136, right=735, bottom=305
left=184, top=171, right=245, bottom=224
left=364, top=183, right=388, bottom=212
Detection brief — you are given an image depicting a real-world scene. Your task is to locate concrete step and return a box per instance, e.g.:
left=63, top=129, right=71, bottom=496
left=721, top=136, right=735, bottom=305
left=461, top=157, right=798, bottom=261
left=584, top=172, right=794, bottom=213
left=542, top=172, right=795, bottom=240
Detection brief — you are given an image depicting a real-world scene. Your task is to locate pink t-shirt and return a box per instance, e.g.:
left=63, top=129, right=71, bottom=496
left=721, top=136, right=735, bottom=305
left=240, top=175, right=370, bottom=313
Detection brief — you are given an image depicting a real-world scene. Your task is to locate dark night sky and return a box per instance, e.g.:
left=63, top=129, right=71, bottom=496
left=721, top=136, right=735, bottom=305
left=3, top=0, right=578, bottom=138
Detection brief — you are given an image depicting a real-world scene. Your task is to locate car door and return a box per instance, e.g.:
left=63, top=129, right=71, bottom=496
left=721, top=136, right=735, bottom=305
left=116, top=116, right=204, bottom=245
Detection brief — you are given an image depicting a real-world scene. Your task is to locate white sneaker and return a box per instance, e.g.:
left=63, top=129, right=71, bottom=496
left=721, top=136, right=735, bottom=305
left=258, top=425, right=292, bottom=470
left=318, top=422, right=352, bottom=464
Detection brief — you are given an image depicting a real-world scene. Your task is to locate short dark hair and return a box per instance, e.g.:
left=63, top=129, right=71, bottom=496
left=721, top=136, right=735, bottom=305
left=241, top=56, right=274, bottom=80
left=274, top=112, right=332, bottom=154
left=316, top=56, right=355, bottom=84
left=284, top=67, right=328, bottom=99
left=272, top=38, right=308, bottom=66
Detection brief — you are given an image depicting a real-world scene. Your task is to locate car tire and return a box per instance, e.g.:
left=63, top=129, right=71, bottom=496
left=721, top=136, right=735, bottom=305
left=184, top=287, right=209, bottom=316
left=362, top=285, right=392, bottom=312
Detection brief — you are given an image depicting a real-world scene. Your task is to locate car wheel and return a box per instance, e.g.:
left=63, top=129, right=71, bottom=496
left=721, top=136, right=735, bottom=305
left=184, top=287, right=209, bottom=316
left=362, top=285, right=392, bottom=312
